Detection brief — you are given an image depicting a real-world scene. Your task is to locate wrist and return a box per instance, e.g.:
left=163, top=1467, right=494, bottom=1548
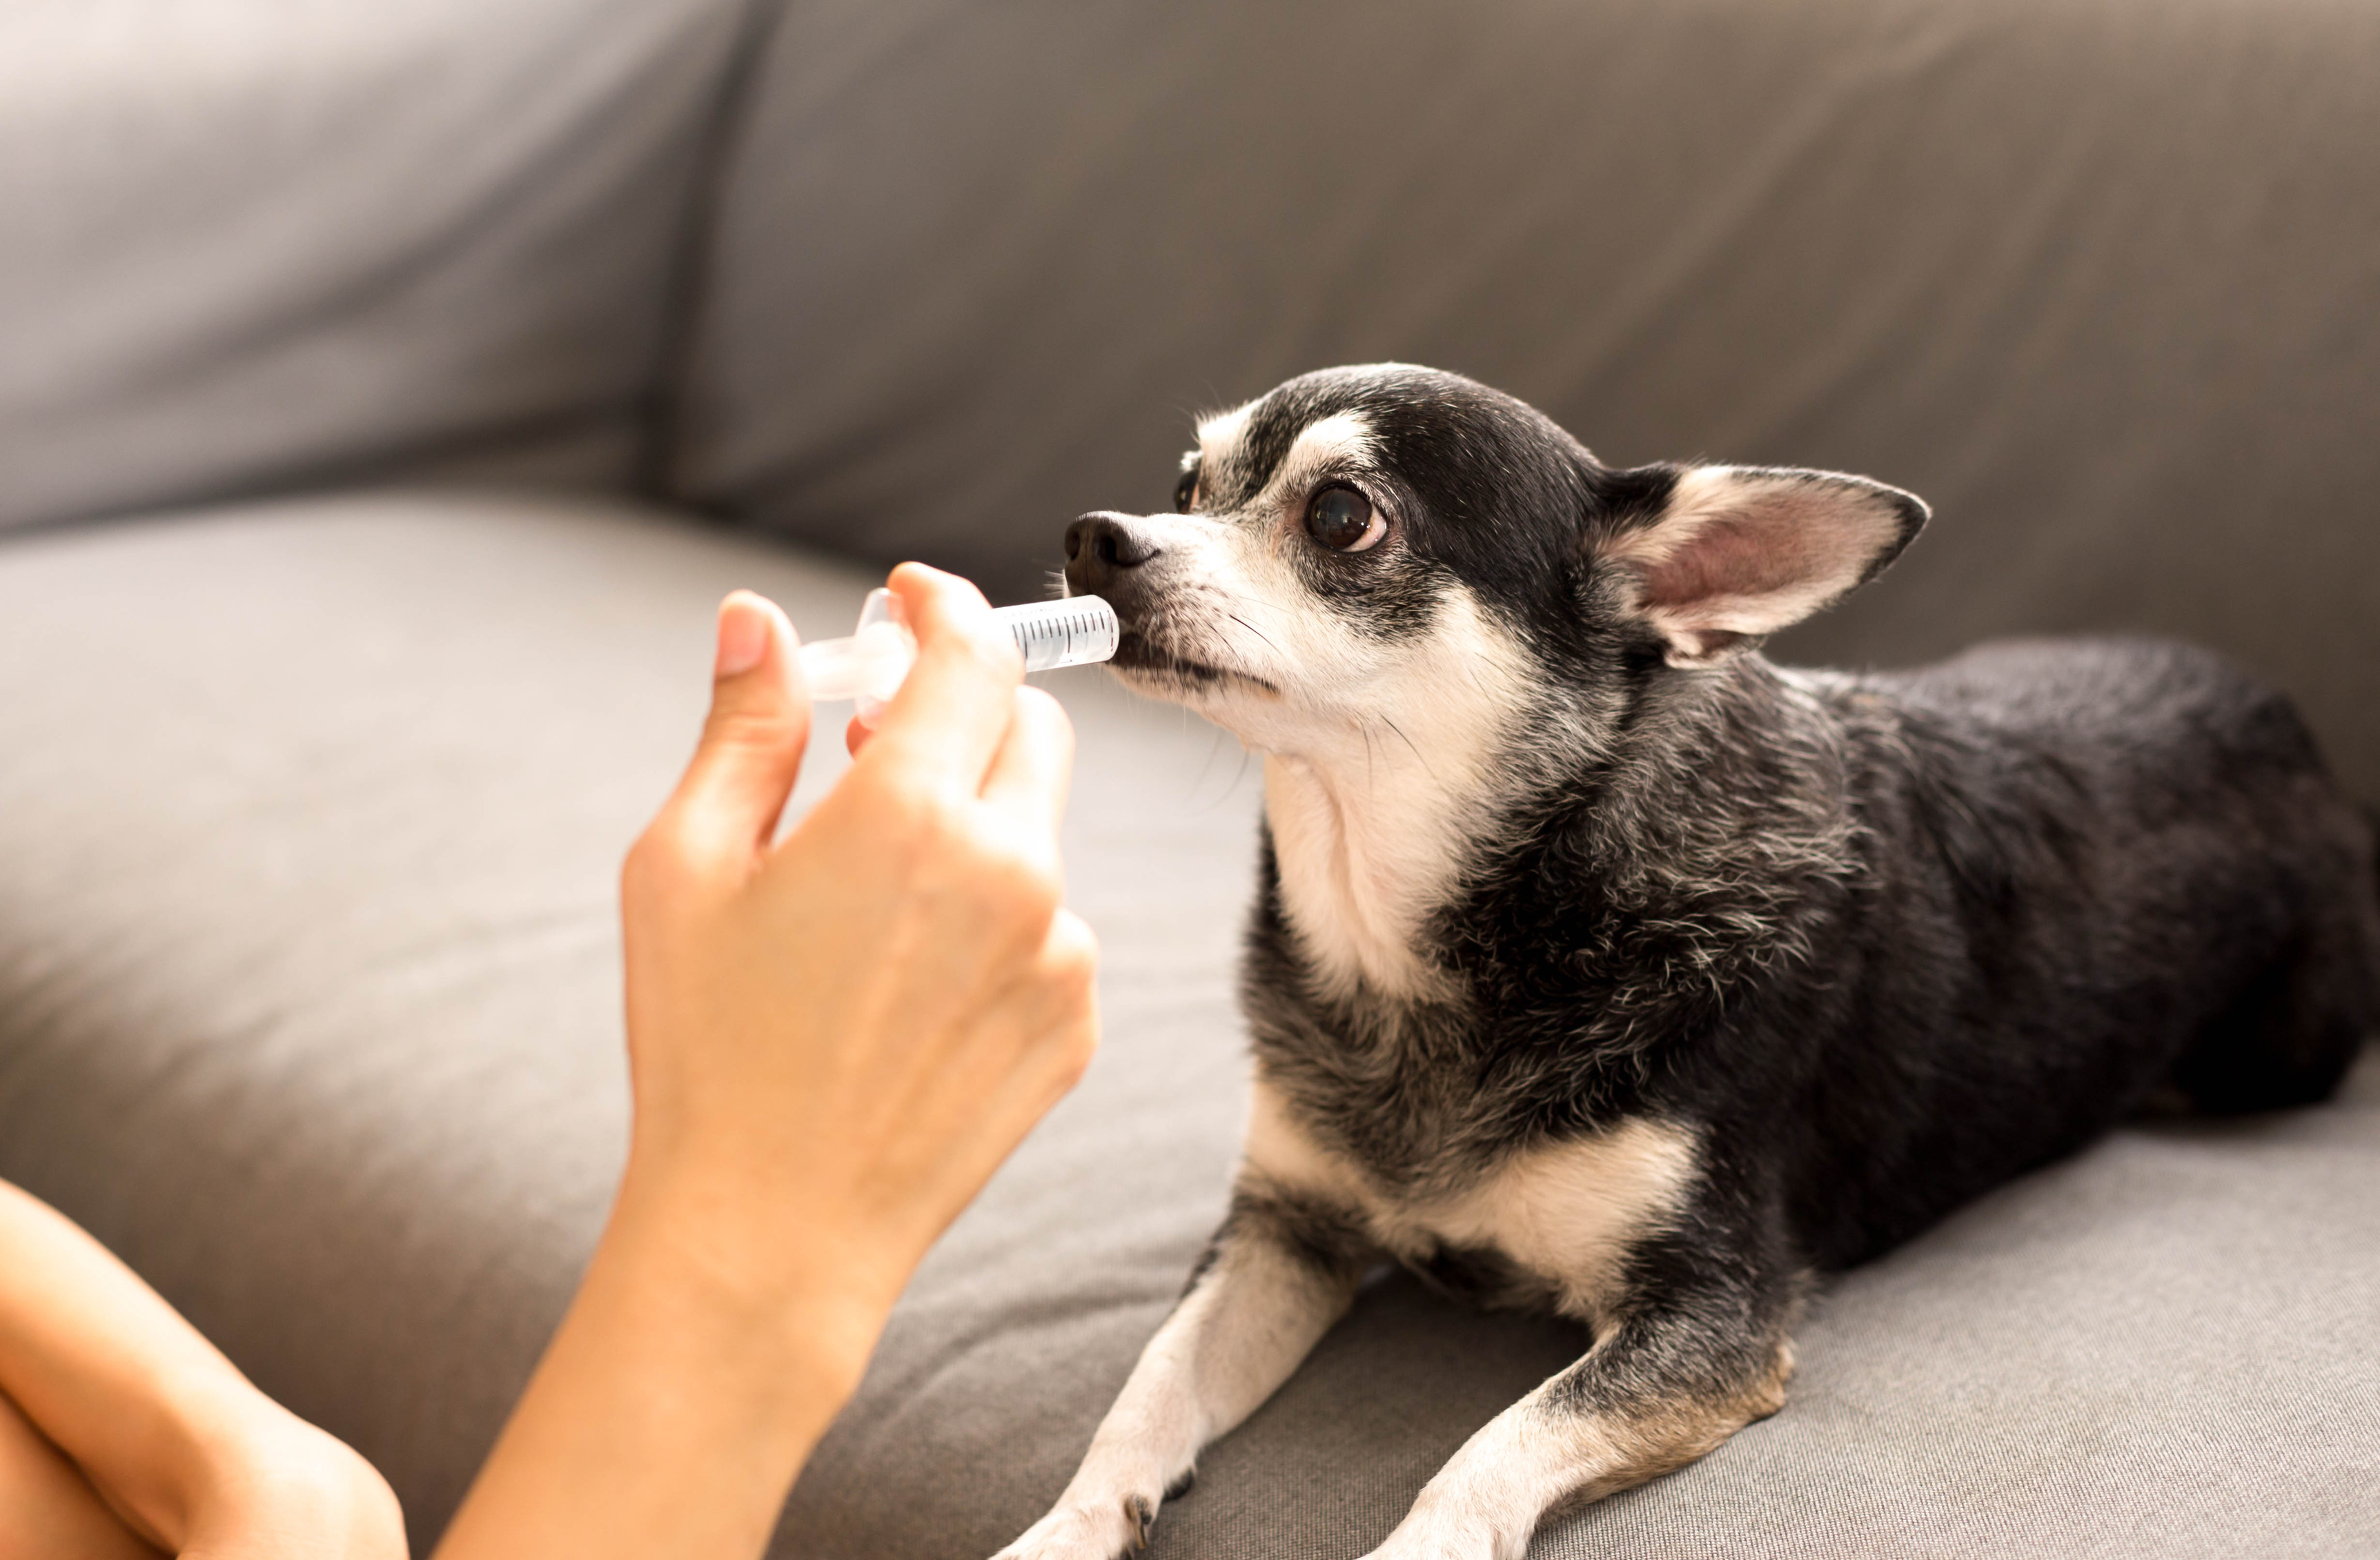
left=599, top=1160, right=905, bottom=1412
left=429, top=1154, right=907, bottom=1559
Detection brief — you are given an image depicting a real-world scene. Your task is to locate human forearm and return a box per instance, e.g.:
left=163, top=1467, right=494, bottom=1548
left=431, top=1170, right=889, bottom=1560
left=0, top=1181, right=401, bottom=1558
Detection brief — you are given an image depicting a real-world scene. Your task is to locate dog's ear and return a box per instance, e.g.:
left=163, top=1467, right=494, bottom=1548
left=1593, top=464, right=1928, bottom=667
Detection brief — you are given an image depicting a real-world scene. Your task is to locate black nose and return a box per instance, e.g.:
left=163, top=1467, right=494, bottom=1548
left=1065, top=513, right=1161, bottom=570
left=1063, top=512, right=1163, bottom=599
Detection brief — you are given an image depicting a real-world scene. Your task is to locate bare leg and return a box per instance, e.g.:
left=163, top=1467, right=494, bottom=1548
left=1366, top=1299, right=1793, bottom=1560
left=994, top=1187, right=1369, bottom=1560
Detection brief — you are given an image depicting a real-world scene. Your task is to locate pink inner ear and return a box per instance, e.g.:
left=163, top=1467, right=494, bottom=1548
left=1638, top=513, right=1816, bottom=612
left=1609, top=472, right=1908, bottom=652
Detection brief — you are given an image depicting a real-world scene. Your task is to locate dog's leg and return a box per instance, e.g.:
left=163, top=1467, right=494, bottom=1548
left=1364, top=1292, right=1793, bottom=1560
left=994, top=1185, right=1369, bottom=1560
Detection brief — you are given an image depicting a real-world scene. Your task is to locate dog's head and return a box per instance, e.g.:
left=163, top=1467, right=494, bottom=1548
left=1062, top=364, right=1927, bottom=762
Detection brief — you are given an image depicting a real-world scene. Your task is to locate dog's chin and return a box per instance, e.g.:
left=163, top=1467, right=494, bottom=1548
left=1108, top=630, right=1280, bottom=704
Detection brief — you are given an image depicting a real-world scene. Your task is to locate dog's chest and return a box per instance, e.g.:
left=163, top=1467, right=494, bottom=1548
left=1243, top=1081, right=1698, bottom=1321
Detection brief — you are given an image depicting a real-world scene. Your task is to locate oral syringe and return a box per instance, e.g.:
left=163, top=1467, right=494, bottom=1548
left=798, top=589, right=1120, bottom=721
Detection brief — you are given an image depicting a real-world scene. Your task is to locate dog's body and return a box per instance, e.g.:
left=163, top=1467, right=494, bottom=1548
left=996, top=366, right=2380, bottom=1560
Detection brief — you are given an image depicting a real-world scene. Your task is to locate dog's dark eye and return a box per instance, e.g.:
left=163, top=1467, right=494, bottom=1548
left=1304, top=484, right=1386, bottom=553
left=1174, top=466, right=1199, bottom=513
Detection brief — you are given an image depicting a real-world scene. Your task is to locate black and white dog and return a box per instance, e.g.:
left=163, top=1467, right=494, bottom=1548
left=998, top=364, right=2380, bottom=1560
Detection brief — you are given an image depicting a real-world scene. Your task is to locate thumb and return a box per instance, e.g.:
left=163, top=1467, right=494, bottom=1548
left=662, top=591, right=812, bottom=867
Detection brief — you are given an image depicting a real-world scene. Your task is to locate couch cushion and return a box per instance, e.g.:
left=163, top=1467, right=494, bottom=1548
left=0, top=491, right=2372, bottom=1557
left=666, top=0, right=2380, bottom=802
left=0, top=488, right=1264, bottom=1547
left=0, top=0, right=749, bottom=533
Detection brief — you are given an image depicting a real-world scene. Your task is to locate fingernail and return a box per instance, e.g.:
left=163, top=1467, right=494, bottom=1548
left=716, top=595, right=769, bottom=677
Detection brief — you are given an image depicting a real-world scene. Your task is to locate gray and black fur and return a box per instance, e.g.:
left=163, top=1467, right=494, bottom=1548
left=994, top=365, right=2380, bottom=1560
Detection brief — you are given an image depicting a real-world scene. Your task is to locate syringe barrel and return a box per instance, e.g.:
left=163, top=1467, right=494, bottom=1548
left=794, top=591, right=1119, bottom=713
left=1001, top=595, right=1120, bottom=673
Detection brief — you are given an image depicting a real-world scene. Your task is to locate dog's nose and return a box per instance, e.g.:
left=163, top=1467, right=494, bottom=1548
left=1065, top=513, right=1161, bottom=571
left=1064, top=513, right=1164, bottom=601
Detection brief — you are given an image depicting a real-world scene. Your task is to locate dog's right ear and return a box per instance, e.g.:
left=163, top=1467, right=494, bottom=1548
left=1591, top=464, right=1928, bottom=667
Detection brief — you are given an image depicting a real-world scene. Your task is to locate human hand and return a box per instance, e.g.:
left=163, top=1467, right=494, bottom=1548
left=616, top=563, right=1099, bottom=1372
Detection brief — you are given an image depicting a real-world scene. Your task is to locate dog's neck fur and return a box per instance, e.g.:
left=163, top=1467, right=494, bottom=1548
left=1257, top=653, right=1859, bottom=1011
left=1261, top=751, right=1468, bottom=1003
left=1246, top=597, right=1551, bottom=1003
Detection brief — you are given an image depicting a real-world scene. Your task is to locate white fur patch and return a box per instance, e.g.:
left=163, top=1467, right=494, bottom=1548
left=1103, top=418, right=1542, bottom=999
left=1244, top=1083, right=1700, bottom=1322
left=1256, top=584, right=1533, bottom=1000
left=1194, top=400, right=1255, bottom=471
left=992, top=1181, right=1357, bottom=1560
left=1277, top=411, right=1375, bottom=487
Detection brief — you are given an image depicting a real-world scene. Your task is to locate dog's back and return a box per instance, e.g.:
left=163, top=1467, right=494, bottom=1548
left=1784, top=635, right=2380, bottom=1264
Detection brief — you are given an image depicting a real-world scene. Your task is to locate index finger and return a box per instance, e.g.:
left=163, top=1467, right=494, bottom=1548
left=856, top=563, right=1023, bottom=788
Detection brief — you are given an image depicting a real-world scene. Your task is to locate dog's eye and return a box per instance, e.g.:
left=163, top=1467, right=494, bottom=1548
left=1304, top=484, right=1386, bottom=552
left=1174, top=467, right=1199, bottom=513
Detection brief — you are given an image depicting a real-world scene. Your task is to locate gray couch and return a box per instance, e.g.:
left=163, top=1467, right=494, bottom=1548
left=3, top=3, right=2374, bottom=1556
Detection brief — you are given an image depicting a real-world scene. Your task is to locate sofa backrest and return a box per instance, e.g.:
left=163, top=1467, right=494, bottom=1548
left=665, top=0, right=2380, bottom=798
left=0, top=0, right=749, bottom=533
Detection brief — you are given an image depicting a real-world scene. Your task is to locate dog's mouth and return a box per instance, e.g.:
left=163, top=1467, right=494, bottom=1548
left=1110, top=628, right=1280, bottom=698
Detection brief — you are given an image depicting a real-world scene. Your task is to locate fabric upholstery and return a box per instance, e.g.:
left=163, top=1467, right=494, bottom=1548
left=1, top=492, right=2371, bottom=1557
left=0, top=0, right=750, bottom=534
left=669, top=0, right=2380, bottom=800
left=0, top=491, right=1260, bottom=1548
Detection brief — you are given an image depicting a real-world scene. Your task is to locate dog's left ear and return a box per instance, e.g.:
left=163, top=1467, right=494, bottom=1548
left=1593, top=465, right=1929, bottom=667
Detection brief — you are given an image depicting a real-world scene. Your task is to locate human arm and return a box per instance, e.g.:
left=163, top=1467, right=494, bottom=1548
left=429, top=564, right=1098, bottom=1560
left=0, top=1179, right=404, bottom=1560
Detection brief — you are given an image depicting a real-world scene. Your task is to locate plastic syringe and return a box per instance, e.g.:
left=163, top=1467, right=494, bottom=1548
left=798, top=589, right=1120, bottom=721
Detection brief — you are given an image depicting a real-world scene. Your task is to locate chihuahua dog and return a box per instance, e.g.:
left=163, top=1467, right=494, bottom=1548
left=996, top=364, right=2380, bottom=1560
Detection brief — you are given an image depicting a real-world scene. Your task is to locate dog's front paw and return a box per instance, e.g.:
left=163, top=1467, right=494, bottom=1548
left=991, top=1492, right=1159, bottom=1560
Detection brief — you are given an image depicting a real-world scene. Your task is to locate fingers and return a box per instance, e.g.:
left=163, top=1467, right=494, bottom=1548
left=967, top=907, right=1103, bottom=1141
left=858, top=564, right=1022, bottom=789
left=653, top=592, right=812, bottom=871
left=924, top=907, right=1102, bottom=1216
left=979, top=686, right=1075, bottom=838
left=1035, top=908, right=1101, bottom=1094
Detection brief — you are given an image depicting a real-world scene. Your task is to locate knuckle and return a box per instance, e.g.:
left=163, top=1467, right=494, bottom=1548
left=847, top=771, right=949, bottom=849
left=957, top=850, right=1049, bottom=934
left=852, top=780, right=1061, bottom=921
left=987, top=842, right=1065, bottom=920
left=1047, top=914, right=1099, bottom=983
left=1050, top=1002, right=1098, bottom=1084
left=624, top=815, right=734, bottom=904
left=702, top=704, right=803, bottom=756
left=904, top=792, right=974, bottom=862
left=622, top=825, right=687, bottom=899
